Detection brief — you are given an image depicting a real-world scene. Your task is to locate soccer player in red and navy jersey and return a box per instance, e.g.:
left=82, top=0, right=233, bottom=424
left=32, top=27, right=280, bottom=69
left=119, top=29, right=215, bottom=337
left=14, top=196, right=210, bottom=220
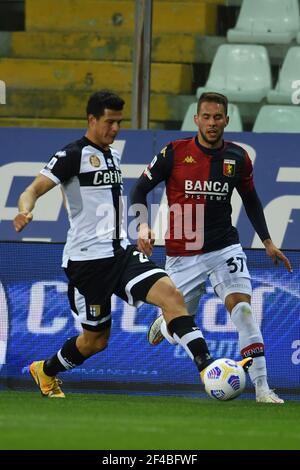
left=131, top=92, right=292, bottom=403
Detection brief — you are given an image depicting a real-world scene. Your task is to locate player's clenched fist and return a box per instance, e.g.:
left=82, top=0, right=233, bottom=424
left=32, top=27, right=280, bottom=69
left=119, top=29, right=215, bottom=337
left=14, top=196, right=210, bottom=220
left=14, top=211, right=33, bottom=232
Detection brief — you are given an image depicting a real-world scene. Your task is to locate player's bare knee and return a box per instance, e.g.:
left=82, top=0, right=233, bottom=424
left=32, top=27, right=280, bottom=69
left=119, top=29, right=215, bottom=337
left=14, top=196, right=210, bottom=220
left=231, top=301, right=254, bottom=326
left=235, top=302, right=252, bottom=317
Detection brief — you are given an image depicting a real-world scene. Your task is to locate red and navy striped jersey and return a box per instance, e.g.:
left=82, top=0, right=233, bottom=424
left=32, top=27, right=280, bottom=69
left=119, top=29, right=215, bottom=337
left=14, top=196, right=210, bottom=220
left=131, top=136, right=270, bottom=256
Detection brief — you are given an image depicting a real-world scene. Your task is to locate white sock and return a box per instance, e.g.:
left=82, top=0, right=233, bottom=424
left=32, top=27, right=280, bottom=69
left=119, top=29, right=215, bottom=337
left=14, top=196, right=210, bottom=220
left=161, top=319, right=177, bottom=345
left=231, top=302, right=269, bottom=388
left=161, top=309, right=199, bottom=346
left=160, top=293, right=202, bottom=345
left=254, top=374, right=269, bottom=396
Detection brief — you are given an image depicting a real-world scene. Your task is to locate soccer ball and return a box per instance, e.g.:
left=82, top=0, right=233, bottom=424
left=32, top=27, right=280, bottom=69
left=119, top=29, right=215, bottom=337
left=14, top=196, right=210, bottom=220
left=203, top=358, right=246, bottom=401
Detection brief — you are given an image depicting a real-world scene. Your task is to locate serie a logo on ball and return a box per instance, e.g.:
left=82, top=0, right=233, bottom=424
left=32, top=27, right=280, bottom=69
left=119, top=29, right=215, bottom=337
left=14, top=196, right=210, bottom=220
left=203, top=358, right=246, bottom=401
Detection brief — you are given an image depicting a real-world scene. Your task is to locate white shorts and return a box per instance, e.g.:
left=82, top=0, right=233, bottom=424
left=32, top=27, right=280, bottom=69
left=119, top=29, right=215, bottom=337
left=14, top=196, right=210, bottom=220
left=165, top=244, right=252, bottom=307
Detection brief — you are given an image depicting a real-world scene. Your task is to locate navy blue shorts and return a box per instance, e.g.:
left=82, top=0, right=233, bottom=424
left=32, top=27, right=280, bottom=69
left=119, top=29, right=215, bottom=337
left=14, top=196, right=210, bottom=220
left=64, top=246, right=167, bottom=331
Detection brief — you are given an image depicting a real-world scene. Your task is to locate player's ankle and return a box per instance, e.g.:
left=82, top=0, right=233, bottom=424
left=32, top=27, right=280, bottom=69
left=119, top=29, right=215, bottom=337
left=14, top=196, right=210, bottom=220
left=253, top=375, right=269, bottom=394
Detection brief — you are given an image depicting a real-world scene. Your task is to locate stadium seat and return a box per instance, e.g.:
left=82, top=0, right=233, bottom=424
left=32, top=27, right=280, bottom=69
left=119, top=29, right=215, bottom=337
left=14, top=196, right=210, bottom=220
left=227, top=0, right=300, bottom=44
left=252, top=105, right=300, bottom=132
left=267, top=47, right=300, bottom=104
left=181, top=102, right=243, bottom=132
left=196, top=44, right=272, bottom=103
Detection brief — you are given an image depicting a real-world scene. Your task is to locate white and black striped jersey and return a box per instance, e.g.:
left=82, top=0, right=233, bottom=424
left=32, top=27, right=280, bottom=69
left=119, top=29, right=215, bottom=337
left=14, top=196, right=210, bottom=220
left=41, top=136, right=129, bottom=267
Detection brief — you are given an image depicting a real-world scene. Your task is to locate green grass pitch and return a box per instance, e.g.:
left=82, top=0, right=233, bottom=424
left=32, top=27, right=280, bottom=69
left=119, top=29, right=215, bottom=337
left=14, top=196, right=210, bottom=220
left=0, top=391, right=299, bottom=450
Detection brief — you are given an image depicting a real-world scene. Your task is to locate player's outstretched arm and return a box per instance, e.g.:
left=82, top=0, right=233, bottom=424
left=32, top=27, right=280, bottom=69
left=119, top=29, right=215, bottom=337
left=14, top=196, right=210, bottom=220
left=240, top=189, right=292, bottom=273
left=13, top=174, right=56, bottom=232
left=263, top=239, right=293, bottom=273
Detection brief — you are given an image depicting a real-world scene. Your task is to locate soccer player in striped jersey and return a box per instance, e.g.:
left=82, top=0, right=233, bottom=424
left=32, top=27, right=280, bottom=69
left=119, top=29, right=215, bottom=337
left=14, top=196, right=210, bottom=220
left=131, top=92, right=292, bottom=403
left=13, top=90, right=225, bottom=398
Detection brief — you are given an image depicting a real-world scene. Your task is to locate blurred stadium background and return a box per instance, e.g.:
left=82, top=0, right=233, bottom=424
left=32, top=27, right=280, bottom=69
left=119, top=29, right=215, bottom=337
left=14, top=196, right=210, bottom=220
left=0, top=0, right=299, bottom=451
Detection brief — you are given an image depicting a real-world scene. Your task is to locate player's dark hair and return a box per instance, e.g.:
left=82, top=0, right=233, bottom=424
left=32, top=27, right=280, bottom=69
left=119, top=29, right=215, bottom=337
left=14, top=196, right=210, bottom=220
left=86, top=90, right=125, bottom=119
left=197, top=92, right=228, bottom=115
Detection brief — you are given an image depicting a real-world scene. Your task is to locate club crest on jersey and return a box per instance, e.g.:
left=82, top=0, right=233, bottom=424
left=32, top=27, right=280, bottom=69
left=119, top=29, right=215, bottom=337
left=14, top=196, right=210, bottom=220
left=223, top=159, right=235, bottom=177
left=89, top=305, right=101, bottom=317
left=90, top=154, right=101, bottom=168
left=183, top=155, right=196, bottom=164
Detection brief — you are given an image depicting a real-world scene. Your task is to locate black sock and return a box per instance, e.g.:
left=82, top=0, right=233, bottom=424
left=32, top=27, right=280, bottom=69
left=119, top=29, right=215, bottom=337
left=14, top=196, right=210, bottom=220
left=168, top=316, right=214, bottom=372
left=43, top=336, right=87, bottom=377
